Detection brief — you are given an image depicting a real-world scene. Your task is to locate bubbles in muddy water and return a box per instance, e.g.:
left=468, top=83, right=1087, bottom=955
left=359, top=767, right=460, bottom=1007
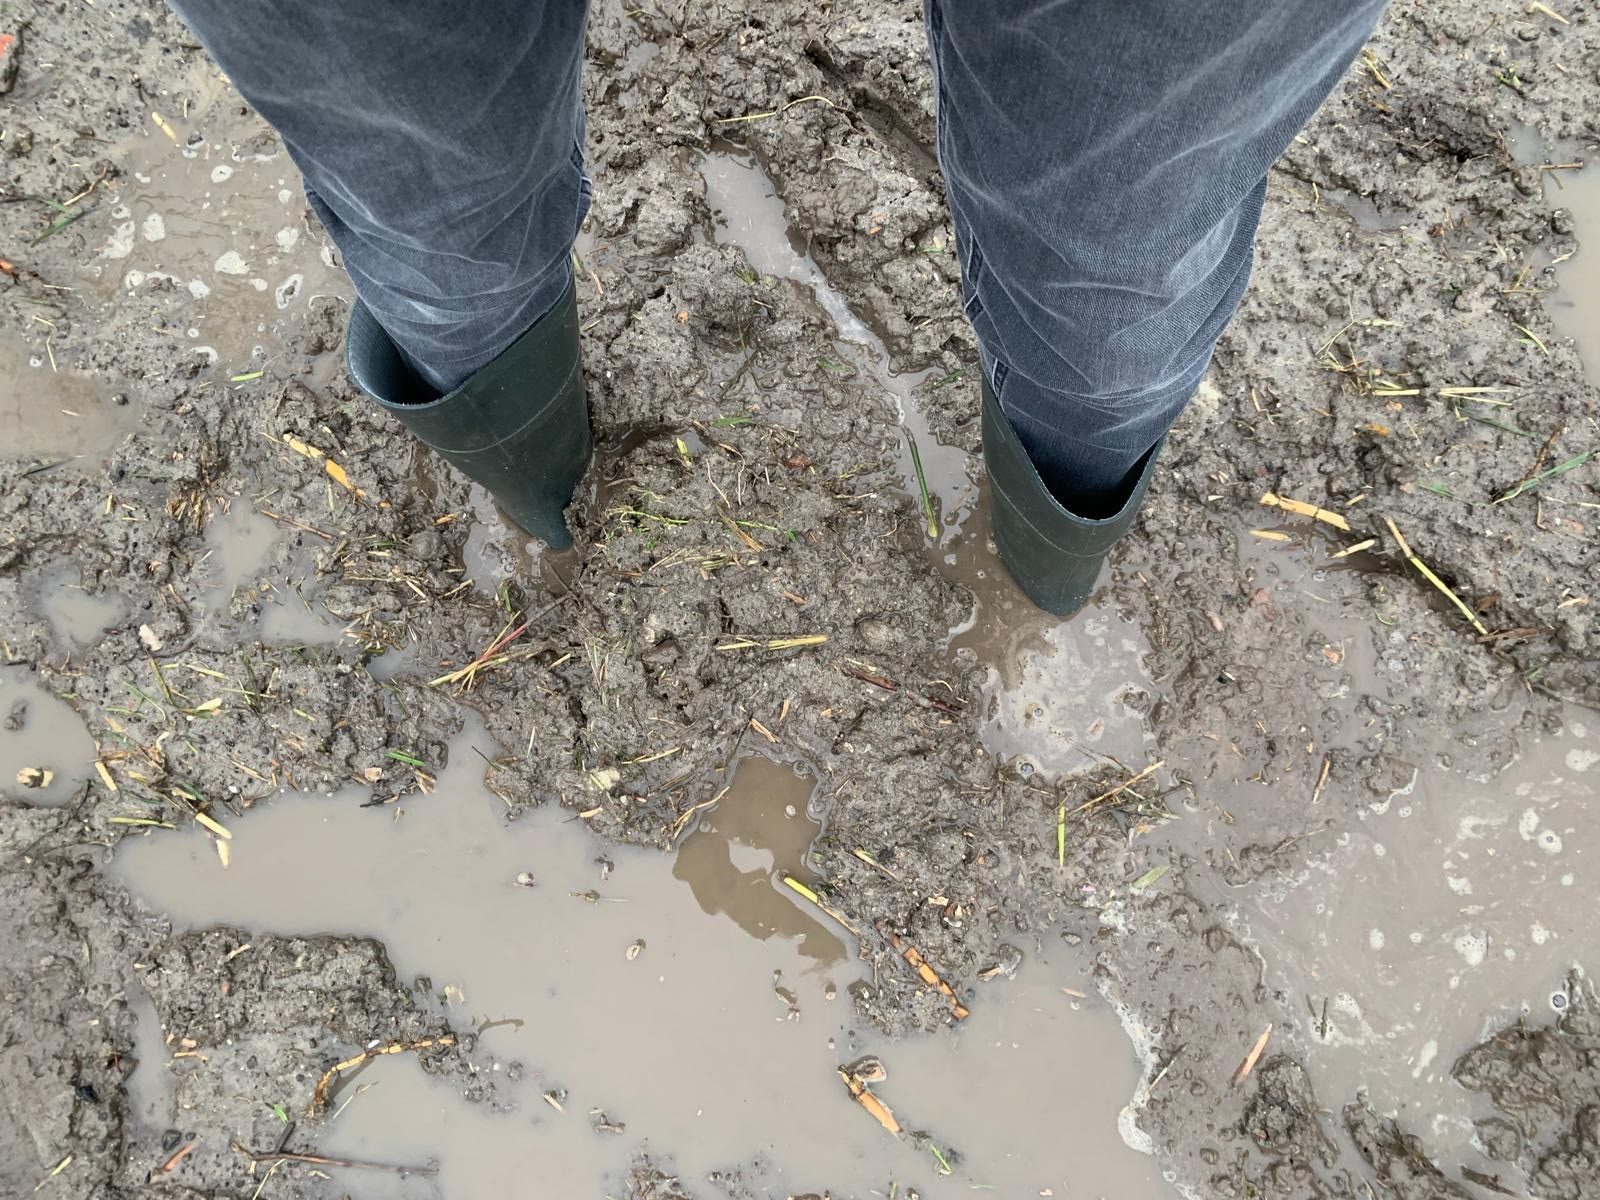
left=0, top=667, right=96, bottom=806
left=1216, top=709, right=1597, bottom=1178
left=112, top=715, right=1168, bottom=1198
left=969, top=602, right=1155, bottom=780
left=8, top=68, right=349, bottom=469
left=698, top=150, right=975, bottom=536
left=932, top=474, right=1158, bottom=783
left=89, top=66, right=349, bottom=372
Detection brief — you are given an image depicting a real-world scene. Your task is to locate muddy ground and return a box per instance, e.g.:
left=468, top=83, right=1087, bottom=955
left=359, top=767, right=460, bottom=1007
left=2, top=0, right=1598, bottom=1198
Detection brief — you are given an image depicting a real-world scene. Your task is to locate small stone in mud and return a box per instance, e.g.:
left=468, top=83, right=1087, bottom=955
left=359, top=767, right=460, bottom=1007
left=161, top=1128, right=182, bottom=1152
left=852, top=615, right=900, bottom=650
left=514, top=871, right=536, bottom=887
left=405, top=530, right=440, bottom=559
left=626, top=938, right=645, bottom=960
left=15, top=766, right=53, bottom=788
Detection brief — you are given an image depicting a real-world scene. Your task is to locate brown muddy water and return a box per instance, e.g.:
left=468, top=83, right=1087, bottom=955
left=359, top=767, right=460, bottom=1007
left=92, top=66, right=350, bottom=375
left=0, top=334, right=142, bottom=460
left=1219, top=715, right=1596, bottom=1175
left=934, top=484, right=1156, bottom=779
left=29, top=565, right=127, bottom=651
left=1512, top=125, right=1599, bottom=385
left=195, top=501, right=356, bottom=645
left=111, top=714, right=1169, bottom=1199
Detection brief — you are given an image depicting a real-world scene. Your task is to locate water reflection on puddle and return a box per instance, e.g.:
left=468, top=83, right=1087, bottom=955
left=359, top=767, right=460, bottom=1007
left=111, top=718, right=1168, bottom=1199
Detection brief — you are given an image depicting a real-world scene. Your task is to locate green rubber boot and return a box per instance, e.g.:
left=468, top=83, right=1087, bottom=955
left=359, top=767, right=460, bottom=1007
left=982, top=380, right=1161, bottom=616
left=346, top=280, right=591, bottom=549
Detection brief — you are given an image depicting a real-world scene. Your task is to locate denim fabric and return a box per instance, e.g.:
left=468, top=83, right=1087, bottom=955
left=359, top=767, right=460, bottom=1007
left=167, top=0, right=1385, bottom=493
left=165, top=0, right=592, bottom=394
left=925, top=0, right=1388, bottom=497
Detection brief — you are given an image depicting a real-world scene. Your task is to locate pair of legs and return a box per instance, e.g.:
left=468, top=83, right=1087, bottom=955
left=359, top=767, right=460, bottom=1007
left=166, top=0, right=1387, bottom=588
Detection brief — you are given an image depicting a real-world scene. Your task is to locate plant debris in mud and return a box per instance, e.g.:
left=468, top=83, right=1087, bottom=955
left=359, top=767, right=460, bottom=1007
left=1, top=0, right=1597, bottom=1197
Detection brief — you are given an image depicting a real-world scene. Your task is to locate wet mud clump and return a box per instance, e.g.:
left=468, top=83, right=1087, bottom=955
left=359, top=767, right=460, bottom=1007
left=1453, top=972, right=1600, bottom=1200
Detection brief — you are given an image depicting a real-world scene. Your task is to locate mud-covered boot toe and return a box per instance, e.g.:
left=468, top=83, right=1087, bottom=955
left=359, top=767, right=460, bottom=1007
left=346, top=279, right=591, bottom=549
left=982, top=381, right=1160, bottom=616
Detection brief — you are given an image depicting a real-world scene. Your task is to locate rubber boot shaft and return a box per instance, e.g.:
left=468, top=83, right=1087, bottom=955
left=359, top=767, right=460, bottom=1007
left=346, top=279, right=591, bottom=548
left=982, top=381, right=1160, bottom=616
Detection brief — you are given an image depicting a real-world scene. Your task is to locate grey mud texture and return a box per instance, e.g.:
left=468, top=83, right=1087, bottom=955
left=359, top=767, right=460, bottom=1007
left=2, top=1, right=1597, bottom=1198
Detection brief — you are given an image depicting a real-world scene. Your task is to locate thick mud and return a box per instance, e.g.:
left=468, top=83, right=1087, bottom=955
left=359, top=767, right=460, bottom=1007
left=2, top=0, right=1597, bottom=1198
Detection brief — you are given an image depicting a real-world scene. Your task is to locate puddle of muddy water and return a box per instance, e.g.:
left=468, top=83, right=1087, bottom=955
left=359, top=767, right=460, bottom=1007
left=7, top=65, right=350, bottom=467
left=30, top=568, right=125, bottom=652
left=254, top=590, right=352, bottom=645
left=197, top=503, right=281, bottom=613
left=113, top=717, right=1170, bottom=1199
left=672, top=753, right=846, bottom=963
left=1, top=334, right=141, bottom=461
left=1510, top=127, right=1599, bottom=385
left=699, top=151, right=976, bottom=538
left=1196, top=531, right=1599, bottom=1184
left=1218, top=712, right=1597, bottom=1182
left=189, top=504, right=353, bottom=644
left=0, top=666, right=96, bottom=806
left=92, top=68, right=350, bottom=373
left=1544, top=163, right=1599, bottom=384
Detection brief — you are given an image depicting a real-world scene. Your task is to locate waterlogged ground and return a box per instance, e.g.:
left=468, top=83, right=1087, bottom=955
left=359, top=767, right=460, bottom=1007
left=2, top=2, right=1598, bottom=1199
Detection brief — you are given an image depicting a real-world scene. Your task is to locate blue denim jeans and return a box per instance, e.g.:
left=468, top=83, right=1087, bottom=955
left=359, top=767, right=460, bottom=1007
left=167, top=0, right=1387, bottom=498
